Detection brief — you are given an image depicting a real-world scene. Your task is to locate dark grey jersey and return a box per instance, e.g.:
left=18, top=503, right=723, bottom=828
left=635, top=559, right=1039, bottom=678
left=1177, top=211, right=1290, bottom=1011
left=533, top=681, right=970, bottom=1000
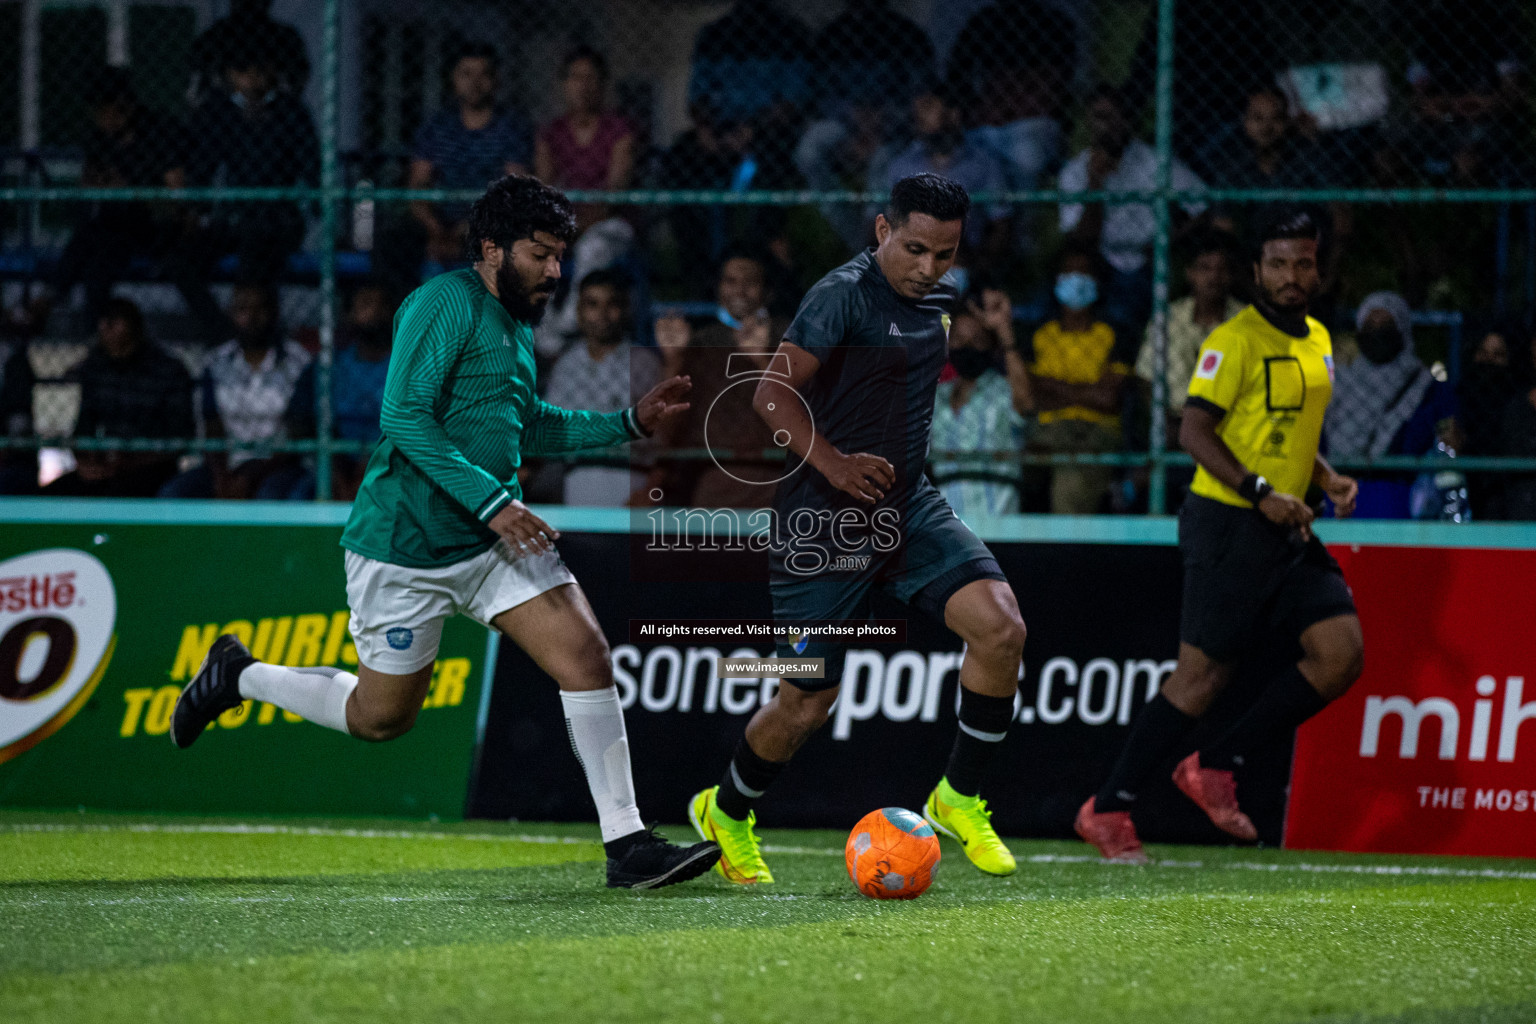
left=774, top=248, right=959, bottom=522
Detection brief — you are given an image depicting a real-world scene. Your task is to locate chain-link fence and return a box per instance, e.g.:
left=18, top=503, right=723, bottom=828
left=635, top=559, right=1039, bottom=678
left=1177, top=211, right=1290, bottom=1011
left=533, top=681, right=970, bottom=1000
left=3, top=0, right=1536, bottom=517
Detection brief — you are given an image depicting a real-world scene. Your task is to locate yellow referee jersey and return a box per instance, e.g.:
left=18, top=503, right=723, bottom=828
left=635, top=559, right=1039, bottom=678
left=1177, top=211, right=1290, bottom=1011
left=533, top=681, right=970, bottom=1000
left=1185, top=305, right=1333, bottom=507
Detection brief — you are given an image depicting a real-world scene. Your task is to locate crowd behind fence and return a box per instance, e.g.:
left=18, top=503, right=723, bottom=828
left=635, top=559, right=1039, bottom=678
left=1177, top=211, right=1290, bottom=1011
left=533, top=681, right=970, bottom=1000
left=3, top=0, right=1536, bottom=519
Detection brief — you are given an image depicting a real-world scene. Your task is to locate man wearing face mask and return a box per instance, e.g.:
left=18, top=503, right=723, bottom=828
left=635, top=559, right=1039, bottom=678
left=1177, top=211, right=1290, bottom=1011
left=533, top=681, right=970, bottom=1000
left=173, top=176, right=719, bottom=891
left=930, top=290, right=1033, bottom=518
left=1077, top=210, right=1362, bottom=863
left=1325, top=291, right=1461, bottom=518
left=1024, top=244, right=1137, bottom=513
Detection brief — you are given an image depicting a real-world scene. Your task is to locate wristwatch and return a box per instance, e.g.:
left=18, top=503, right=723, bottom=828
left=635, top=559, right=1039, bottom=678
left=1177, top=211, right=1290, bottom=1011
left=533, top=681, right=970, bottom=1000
left=1239, top=473, right=1273, bottom=504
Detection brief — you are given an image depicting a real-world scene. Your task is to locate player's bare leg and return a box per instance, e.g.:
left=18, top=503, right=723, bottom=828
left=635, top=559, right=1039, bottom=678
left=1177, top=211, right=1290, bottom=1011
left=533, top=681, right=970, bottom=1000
left=493, top=582, right=720, bottom=888
left=923, top=579, right=1025, bottom=875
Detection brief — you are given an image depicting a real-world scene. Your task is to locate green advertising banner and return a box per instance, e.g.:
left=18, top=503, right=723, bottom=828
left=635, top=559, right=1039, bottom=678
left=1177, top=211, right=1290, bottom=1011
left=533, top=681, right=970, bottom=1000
left=0, top=506, right=489, bottom=818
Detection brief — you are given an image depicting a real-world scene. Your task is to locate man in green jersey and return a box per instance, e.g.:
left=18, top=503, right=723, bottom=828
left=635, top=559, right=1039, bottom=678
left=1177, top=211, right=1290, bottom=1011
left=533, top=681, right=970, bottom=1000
left=170, top=175, right=720, bottom=890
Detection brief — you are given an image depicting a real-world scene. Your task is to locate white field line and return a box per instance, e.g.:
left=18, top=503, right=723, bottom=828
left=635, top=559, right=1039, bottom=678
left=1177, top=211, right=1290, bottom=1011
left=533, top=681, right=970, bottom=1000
left=5, top=821, right=1536, bottom=882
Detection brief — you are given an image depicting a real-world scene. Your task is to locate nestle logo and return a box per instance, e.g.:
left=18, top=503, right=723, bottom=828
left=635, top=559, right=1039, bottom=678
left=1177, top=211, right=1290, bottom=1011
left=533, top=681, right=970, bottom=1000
left=1359, top=675, right=1535, bottom=762
left=0, top=572, right=77, bottom=613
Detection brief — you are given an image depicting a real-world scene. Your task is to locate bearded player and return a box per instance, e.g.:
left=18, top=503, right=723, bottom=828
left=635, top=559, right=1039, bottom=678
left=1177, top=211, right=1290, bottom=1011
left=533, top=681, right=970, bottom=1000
left=688, top=174, right=1028, bottom=883
left=1076, top=209, right=1363, bottom=862
left=172, top=174, right=720, bottom=890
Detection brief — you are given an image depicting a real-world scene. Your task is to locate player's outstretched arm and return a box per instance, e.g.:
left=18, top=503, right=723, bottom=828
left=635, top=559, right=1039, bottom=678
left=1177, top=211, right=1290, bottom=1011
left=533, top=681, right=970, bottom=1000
left=752, top=341, right=894, bottom=504
left=521, top=377, right=689, bottom=457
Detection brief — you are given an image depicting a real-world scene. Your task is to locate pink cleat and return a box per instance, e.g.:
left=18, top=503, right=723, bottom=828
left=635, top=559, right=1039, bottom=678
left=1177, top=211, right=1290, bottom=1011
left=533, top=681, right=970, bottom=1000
left=1074, top=797, right=1149, bottom=864
left=1172, top=752, right=1258, bottom=842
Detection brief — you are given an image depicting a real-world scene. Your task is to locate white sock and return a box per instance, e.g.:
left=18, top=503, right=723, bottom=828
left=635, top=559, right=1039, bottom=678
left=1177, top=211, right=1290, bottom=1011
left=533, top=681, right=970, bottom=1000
left=238, top=663, right=359, bottom=735
left=559, top=687, right=645, bottom=843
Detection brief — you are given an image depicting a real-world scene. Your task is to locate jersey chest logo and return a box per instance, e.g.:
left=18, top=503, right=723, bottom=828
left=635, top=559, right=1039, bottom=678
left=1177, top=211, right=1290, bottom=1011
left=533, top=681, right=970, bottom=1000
left=889, top=323, right=902, bottom=337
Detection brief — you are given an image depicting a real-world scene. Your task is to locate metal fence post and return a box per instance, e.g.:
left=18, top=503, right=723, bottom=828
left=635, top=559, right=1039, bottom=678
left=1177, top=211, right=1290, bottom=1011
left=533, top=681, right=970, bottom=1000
left=316, top=0, right=341, bottom=502
left=1147, top=0, right=1176, bottom=516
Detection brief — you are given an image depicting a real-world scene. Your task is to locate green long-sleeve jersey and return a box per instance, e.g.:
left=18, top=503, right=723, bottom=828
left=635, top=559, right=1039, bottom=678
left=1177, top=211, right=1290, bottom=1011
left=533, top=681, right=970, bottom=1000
left=341, top=268, right=644, bottom=567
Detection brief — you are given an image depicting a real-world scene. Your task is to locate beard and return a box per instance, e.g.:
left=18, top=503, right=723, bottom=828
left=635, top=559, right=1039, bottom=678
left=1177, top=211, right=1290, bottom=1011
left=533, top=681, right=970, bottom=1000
left=495, top=261, right=557, bottom=325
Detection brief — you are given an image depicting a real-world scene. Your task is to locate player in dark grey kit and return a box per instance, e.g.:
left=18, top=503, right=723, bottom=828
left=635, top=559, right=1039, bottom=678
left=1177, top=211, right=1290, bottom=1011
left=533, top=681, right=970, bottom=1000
left=688, top=174, right=1028, bottom=882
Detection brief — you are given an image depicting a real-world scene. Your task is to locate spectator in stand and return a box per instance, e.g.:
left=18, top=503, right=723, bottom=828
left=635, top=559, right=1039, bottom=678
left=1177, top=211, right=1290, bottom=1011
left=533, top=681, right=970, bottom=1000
left=1124, top=0, right=1281, bottom=161
left=534, top=46, right=636, bottom=352
left=160, top=285, right=311, bottom=499
left=954, top=3, right=1073, bottom=263
left=1136, top=232, right=1243, bottom=421
left=870, top=83, right=1010, bottom=264
left=1325, top=292, right=1461, bottom=519
left=795, top=0, right=935, bottom=250
left=651, top=250, right=786, bottom=508
left=21, top=68, right=186, bottom=334
left=1200, top=85, right=1348, bottom=311
left=1460, top=324, right=1521, bottom=519
left=536, top=46, right=634, bottom=224
left=188, top=0, right=309, bottom=105
left=175, top=39, right=319, bottom=345
left=930, top=290, right=1033, bottom=519
left=1386, top=0, right=1529, bottom=188
left=1501, top=326, right=1536, bottom=519
left=543, top=270, right=661, bottom=506
left=687, top=0, right=814, bottom=172
left=378, top=44, right=533, bottom=291
left=283, top=281, right=398, bottom=501
left=1059, top=86, right=1206, bottom=339
left=0, top=341, right=37, bottom=495
left=1023, top=244, right=1136, bottom=514
left=41, top=299, right=193, bottom=497
left=946, top=1, right=1077, bottom=129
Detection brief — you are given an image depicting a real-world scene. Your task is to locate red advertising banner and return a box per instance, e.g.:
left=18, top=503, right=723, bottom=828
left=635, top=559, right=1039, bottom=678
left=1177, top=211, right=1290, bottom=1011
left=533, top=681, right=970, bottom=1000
left=1285, top=545, right=1536, bottom=858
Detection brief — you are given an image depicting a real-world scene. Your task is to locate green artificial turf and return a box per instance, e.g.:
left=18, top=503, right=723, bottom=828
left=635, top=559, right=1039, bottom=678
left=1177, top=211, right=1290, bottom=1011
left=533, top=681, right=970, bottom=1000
left=2, top=811, right=1533, bottom=1023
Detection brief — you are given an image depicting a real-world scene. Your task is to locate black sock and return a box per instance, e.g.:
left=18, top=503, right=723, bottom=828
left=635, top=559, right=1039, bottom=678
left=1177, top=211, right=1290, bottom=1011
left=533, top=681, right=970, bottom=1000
left=1094, top=694, right=1199, bottom=812
left=1201, top=665, right=1328, bottom=770
left=714, top=738, right=787, bottom=821
left=944, top=688, right=1016, bottom=798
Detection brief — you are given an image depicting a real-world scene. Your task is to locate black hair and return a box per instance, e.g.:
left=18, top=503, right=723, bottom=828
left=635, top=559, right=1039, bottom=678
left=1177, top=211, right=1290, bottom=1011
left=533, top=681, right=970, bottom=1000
left=454, top=42, right=500, bottom=74
left=464, top=174, right=578, bottom=261
left=885, top=173, right=970, bottom=227
left=232, top=281, right=280, bottom=312
left=222, top=34, right=273, bottom=74
left=1184, top=228, right=1238, bottom=267
left=1248, top=83, right=1290, bottom=110
left=98, top=297, right=145, bottom=341
left=1057, top=239, right=1109, bottom=282
left=578, top=267, right=631, bottom=296
left=1253, top=206, right=1321, bottom=261
left=717, top=244, right=769, bottom=273
left=85, top=66, right=136, bottom=109
left=562, top=44, right=608, bottom=80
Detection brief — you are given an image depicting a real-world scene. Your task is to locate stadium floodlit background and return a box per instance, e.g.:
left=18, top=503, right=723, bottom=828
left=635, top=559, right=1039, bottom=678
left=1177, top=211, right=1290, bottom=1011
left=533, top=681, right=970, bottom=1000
left=3, top=0, right=1536, bottom=516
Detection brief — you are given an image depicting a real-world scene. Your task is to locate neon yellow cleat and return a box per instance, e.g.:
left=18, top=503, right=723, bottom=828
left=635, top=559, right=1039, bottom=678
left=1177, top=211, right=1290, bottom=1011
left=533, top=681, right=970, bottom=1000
left=687, top=786, right=774, bottom=884
left=923, top=777, right=1018, bottom=876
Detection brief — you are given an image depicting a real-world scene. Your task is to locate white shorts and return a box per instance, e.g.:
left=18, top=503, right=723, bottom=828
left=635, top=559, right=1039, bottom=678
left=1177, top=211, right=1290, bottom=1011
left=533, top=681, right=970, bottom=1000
left=344, top=541, right=576, bottom=674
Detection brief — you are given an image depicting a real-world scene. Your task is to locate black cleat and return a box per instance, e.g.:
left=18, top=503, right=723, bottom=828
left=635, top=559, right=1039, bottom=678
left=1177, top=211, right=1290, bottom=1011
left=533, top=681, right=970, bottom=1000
left=171, top=634, right=254, bottom=749
left=605, top=829, right=721, bottom=890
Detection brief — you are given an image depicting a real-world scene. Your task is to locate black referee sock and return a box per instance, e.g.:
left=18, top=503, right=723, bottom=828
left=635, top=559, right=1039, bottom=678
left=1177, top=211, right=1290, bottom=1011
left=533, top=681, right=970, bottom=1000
left=943, top=688, right=1017, bottom=798
left=1201, top=665, right=1328, bottom=771
left=1094, top=694, right=1198, bottom=813
left=714, top=738, right=787, bottom=821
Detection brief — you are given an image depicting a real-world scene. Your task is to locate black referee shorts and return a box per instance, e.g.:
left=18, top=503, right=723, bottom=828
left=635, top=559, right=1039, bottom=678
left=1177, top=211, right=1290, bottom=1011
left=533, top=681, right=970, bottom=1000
left=1178, top=493, right=1357, bottom=664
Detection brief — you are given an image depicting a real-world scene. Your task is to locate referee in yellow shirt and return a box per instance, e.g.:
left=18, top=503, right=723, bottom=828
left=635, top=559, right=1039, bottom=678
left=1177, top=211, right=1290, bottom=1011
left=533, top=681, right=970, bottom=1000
left=1076, top=210, right=1363, bottom=862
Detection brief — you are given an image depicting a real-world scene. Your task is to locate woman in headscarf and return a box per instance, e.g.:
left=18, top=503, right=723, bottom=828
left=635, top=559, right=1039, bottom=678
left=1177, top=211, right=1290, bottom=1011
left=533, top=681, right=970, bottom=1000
left=1324, top=291, right=1461, bottom=517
